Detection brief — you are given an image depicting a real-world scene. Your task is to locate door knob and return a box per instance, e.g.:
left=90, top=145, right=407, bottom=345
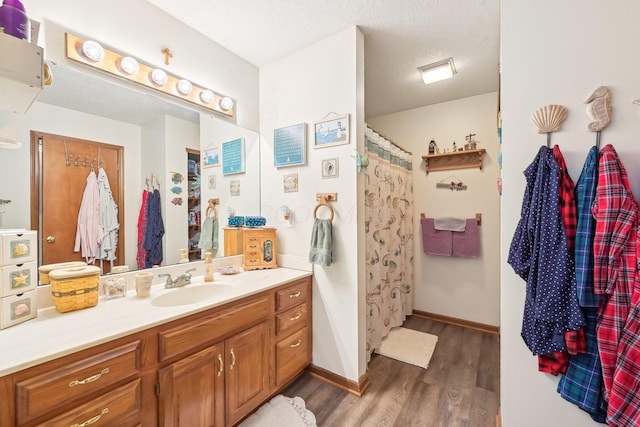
left=46, top=235, right=56, bottom=243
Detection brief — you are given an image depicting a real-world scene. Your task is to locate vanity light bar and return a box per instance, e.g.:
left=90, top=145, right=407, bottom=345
left=64, top=33, right=235, bottom=118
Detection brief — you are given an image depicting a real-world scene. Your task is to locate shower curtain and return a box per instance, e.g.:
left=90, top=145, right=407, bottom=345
left=365, top=126, right=414, bottom=361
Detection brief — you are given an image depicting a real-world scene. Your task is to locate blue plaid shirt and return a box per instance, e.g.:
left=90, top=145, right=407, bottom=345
left=557, top=146, right=607, bottom=423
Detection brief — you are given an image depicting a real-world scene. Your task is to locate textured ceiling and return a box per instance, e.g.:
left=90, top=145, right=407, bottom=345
left=146, top=0, right=500, bottom=118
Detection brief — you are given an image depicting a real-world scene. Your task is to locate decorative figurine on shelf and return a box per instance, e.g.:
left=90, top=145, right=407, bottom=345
left=428, top=140, right=437, bottom=155
left=452, top=141, right=457, bottom=152
left=464, top=133, right=477, bottom=150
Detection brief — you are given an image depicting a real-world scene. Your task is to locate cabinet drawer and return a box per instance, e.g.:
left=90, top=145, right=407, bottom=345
left=275, top=328, right=310, bottom=386
left=275, top=279, right=309, bottom=311
left=159, top=295, right=270, bottom=362
left=36, top=378, right=141, bottom=427
left=276, top=303, right=308, bottom=336
left=16, top=341, right=140, bottom=425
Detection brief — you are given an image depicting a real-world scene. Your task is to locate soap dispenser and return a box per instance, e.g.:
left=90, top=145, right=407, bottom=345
left=204, top=252, right=214, bottom=282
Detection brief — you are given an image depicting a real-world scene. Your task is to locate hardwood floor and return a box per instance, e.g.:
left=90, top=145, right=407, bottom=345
left=282, top=316, right=500, bottom=427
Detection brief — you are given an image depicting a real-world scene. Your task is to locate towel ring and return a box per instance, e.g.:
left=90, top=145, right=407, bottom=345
left=205, top=198, right=219, bottom=220
left=313, top=201, right=334, bottom=222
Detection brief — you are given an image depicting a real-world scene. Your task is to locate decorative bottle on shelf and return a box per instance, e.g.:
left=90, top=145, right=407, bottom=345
left=0, top=0, right=29, bottom=40
left=204, top=252, right=214, bottom=282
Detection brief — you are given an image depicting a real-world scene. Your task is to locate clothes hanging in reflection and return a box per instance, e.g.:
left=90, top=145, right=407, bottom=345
left=74, top=170, right=102, bottom=264
left=97, top=167, right=119, bottom=261
left=136, top=189, right=149, bottom=270
left=144, top=189, right=165, bottom=267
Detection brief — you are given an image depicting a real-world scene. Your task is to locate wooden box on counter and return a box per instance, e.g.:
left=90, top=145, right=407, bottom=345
left=224, top=227, right=277, bottom=270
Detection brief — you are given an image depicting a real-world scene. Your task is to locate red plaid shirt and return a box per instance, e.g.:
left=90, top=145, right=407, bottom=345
left=538, top=147, right=586, bottom=375
left=592, top=145, right=639, bottom=403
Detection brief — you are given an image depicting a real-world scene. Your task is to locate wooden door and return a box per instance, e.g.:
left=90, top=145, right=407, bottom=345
left=30, top=132, right=124, bottom=272
left=158, top=344, right=225, bottom=427
left=225, top=322, right=271, bottom=426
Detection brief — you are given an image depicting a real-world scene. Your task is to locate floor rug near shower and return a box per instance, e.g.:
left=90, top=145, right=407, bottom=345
left=375, top=327, right=438, bottom=369
left=239, top=395, right=317, bottom=427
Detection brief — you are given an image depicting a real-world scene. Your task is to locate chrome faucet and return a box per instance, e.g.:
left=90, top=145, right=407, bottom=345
left=159, top=268, right=197, bottom=288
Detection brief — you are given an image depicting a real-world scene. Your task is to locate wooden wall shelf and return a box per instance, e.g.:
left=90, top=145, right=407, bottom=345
left=421, top=148, right=486, bottom=174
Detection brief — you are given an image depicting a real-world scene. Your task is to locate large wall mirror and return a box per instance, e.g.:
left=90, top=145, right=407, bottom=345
left=0, top=59, right=261, bottom=276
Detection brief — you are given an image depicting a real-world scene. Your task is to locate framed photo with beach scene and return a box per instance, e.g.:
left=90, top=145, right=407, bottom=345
left=314, top=114, right=349, bottom=148
left=202, top=146, right=219, bottom=168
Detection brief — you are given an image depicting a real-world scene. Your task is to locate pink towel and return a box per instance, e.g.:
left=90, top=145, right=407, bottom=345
left=421, top=218, right=452, bottom=256
left=421, top=217, right=480, bottom=257
left=452, top=219, right=480, bottom=257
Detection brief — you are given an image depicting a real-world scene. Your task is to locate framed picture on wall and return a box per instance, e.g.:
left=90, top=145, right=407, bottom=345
left=321, top=158, right=339, bottom=178
left=274, top=123, right=306, bottom=167
left=222, top=138, right=245, bottom=175
left=314, top=114, right=349, bottom=148
left=202, top=146, right=219, bottom=168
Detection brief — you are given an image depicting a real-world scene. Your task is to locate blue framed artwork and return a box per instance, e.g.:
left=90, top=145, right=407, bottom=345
left=222, top=138, right=245, bottom=175
left=274, top=123, right=306, bottom=167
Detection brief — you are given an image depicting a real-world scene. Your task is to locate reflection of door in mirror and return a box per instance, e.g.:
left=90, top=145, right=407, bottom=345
left=30, top=132, right=124, bottom=275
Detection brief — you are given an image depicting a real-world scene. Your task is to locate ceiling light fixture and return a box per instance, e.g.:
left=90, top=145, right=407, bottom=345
left=418, top=57, right=456, bottom=85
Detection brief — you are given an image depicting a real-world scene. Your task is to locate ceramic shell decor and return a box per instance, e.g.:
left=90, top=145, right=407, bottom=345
left=585, top=86, right=612, bottom=132
left=531, top=104, right=568, bottom=133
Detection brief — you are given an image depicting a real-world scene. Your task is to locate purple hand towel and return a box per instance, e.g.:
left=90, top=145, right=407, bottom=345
left=452, top=219, right=480, bottom=257
left=421, top=218, right=452, bottom=256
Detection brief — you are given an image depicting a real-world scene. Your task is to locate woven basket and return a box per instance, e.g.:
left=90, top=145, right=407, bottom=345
left=38, top=261, right=87, bottom=285
left=49, top=266, right=100, bottom=313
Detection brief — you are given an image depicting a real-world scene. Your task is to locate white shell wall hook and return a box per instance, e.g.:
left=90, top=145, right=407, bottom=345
left=585, top=86, right=612, bottom=132
left=531, top=104, right=568, bottom=134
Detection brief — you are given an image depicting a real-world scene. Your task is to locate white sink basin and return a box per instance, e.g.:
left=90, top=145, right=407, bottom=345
left=151, top=284, right=231, bottom=307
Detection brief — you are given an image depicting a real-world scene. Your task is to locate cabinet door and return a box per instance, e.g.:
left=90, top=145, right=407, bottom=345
left=158, top=344, right=225, bottom=427
left=225, top=322, right=270, bottom=426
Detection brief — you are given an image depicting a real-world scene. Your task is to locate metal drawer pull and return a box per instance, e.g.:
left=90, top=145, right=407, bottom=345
left=289, top=291, right=301, bottom=298
left=289, top=313, right=302, bottom=322
left=290, top=340, right=302, bottom=348
left=68, top=368, right=109, bottom=387
left=230, top=349, right=236, bottom=370
left=71, top=407, right=109, bottom=427
left=217, top=354, right=224, bottom=377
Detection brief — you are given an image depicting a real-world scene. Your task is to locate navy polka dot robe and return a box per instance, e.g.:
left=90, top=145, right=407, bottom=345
left=508, top=146, right=585, bottom=355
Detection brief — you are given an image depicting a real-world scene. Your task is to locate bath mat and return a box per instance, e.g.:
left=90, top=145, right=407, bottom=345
left=239, top=395, right=317, bottom=427
left=375, top=327, right=438, bottom=369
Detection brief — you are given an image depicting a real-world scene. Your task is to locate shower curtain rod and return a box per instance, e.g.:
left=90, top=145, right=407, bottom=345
left=366, top=124, right=412, bottom=155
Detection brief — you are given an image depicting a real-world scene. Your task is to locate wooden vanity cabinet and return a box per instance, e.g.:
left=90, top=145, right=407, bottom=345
left=274, top=278, right=312, bottom=387
left=0, top=335, right=153, bottom=427
left=0, top=275, right=312, bottom=427
left=156, top=294, right=272, bottom=427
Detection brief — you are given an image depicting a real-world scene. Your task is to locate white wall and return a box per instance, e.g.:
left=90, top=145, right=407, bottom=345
left=259, top=27, right=366, bottom=381
left=501, top=1, right=640, bottom=425
left=368, top=92, right=501, bottom=326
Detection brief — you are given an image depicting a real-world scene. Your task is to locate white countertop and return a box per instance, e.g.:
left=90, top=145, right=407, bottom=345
left=0, top=268, right=311, bottom=376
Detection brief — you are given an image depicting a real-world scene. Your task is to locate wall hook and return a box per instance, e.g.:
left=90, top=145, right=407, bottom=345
left=351, top=149, right=369, bottom=173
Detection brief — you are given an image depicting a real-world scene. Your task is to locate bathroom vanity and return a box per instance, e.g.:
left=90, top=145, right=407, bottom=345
left=0, top=268, right=312, bottom=427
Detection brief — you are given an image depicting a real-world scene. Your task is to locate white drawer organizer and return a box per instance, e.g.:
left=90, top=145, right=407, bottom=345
left=0, top=229, right=37, bottom=329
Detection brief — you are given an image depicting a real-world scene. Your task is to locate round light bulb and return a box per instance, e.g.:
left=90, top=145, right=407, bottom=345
left=118, top=57, right=140, bottom=76
left=176, top=79, right=193, bottom=95
left=200, top=90, right=214, bottom=104
left=219, top=96, right=234, bottom=111
left=150, top=68, right=168, bottom=86
left=82, top=40, right=105, bottom=62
